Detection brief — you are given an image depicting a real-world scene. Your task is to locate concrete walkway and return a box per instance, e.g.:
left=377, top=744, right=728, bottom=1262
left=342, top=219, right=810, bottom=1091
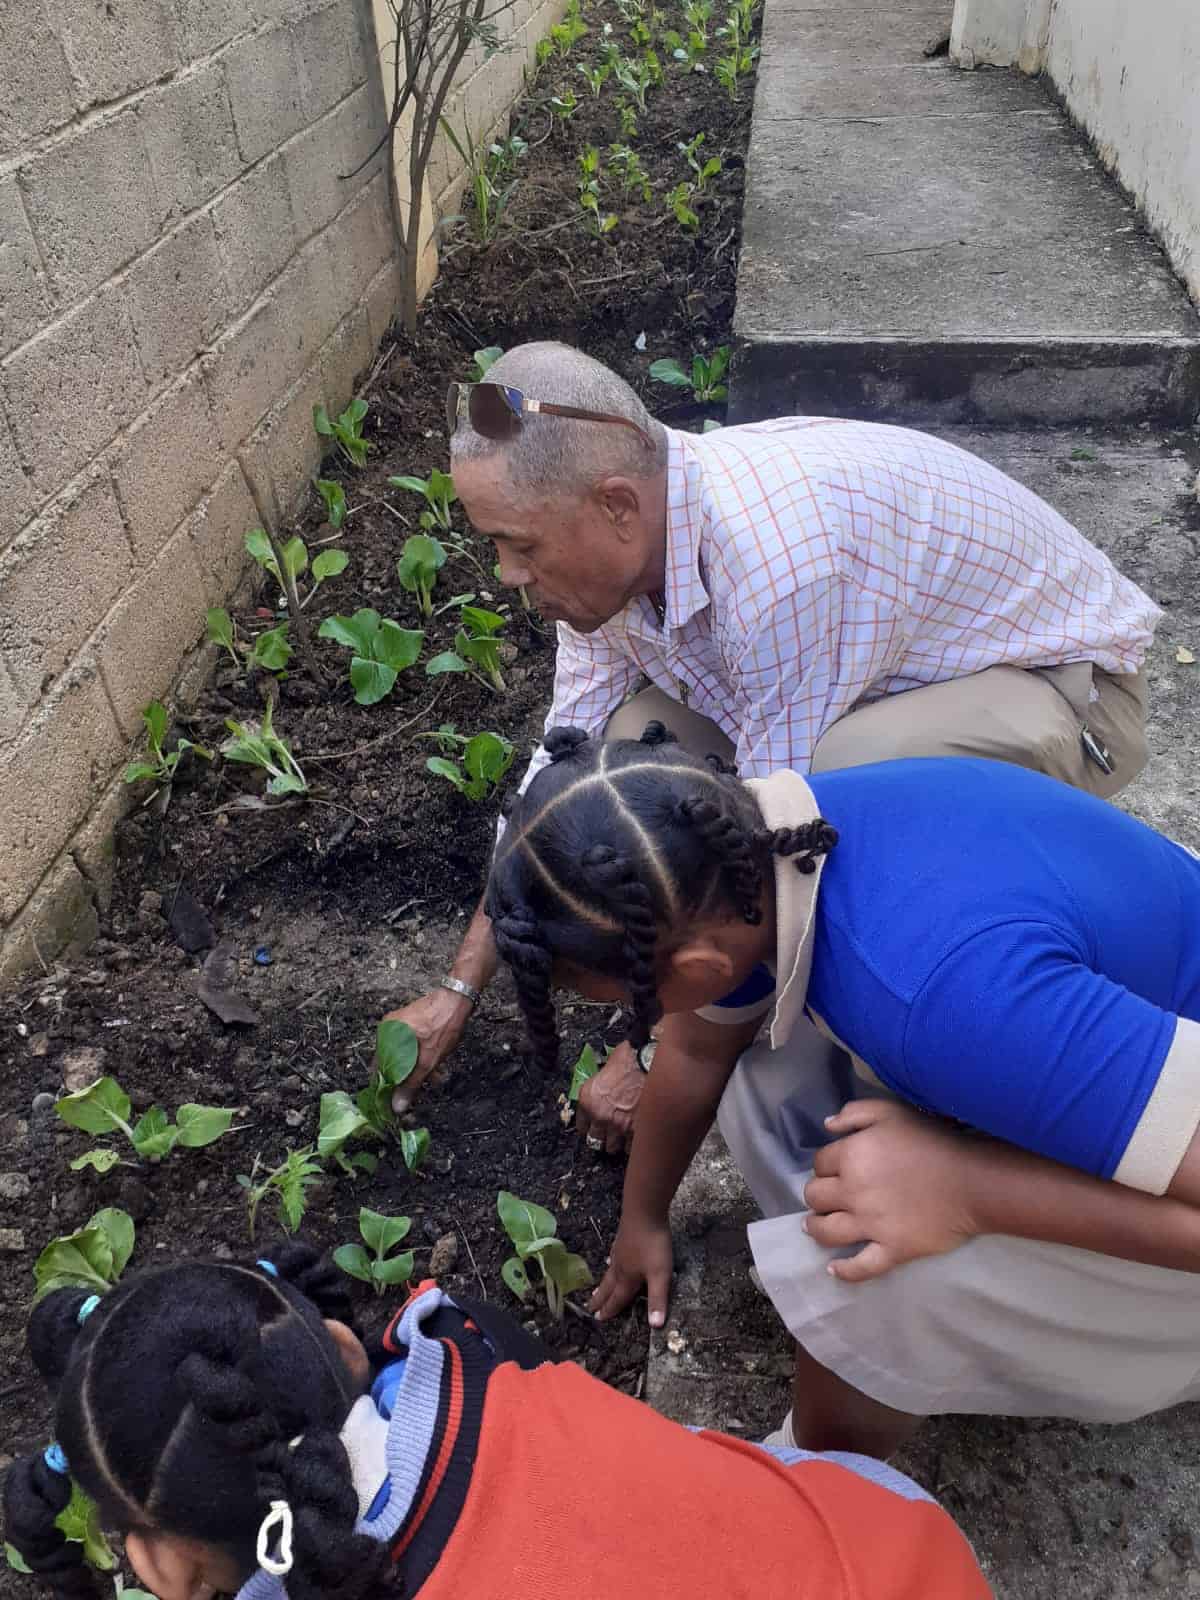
left=731, top=3, right=1200, bottom=424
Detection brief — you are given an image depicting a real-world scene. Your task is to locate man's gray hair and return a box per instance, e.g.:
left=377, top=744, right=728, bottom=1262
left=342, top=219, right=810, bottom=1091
left=450, top=341, right=667, bottom=496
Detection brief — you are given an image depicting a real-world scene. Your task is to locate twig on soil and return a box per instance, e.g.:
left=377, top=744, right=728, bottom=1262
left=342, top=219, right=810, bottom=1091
left=317, top=814, right=358, bottom=858
left=359, top=341, right=399, bottom=403
left=455, top=1216, right=487, bottom=1300
left=564, top=1299, right=597, bottom=1326
left=298, top=987, right=332, bottom=1012
left=306, top=691, right=443, bottom=762
left=577, top=267, right=642, bottom=288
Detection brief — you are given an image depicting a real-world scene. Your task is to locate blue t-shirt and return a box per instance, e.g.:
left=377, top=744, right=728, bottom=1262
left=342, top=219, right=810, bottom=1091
left=796, top=758, right=1200, bottom=1180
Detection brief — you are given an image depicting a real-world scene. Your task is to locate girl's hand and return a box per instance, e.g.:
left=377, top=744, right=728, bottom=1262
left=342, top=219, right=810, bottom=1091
left=802, top=1100, right=979, bottom=1283
left=590, top=1214, right=674, bottom=1326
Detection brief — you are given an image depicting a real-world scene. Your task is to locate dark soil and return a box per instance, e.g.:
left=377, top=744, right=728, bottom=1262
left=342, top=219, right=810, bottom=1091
left=0, top=1, right=756, bottom=1575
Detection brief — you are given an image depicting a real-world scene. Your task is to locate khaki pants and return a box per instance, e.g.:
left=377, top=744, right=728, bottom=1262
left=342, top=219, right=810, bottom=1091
left=604, top=663, right=1148, bottom=797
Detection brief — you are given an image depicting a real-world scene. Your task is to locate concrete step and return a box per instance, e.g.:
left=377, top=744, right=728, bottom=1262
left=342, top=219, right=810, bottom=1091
left=730, top=3, right=1200, bottom=425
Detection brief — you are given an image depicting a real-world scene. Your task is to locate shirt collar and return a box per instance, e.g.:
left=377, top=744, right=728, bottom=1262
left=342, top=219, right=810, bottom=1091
left=656, top=428, right=711, bottom=635
left=743, top=771, right=828, bottom=1049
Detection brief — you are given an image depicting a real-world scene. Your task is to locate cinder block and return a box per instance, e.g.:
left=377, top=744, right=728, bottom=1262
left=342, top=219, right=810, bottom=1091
left=293, top=2, right=363, bottom=124
left=110, top=367, right=228, bottom=560
left=0, top=174, right=49, bottom=363
left=212, top=154, right=297, bottom=316
left=19, top=110, right=159, bottom=303
left=0, top=4, right=75, bottom=157
left=138, top=62, right=243, bottom=224
left=0, top=654, right=23, bottom=746
left=285, top=85, right=383, bottom=245
left=125, top=214, right=230, bottom=387
left=0, top=473, right=135, bottom=705
left=96, top=522, right=208, bottom=737
left=58, top=0, right=182, bottom=106
left=0, top=853, right=101, bottom=988
left=185, top=459, right=261, bottom=603
left=178, top=0, right=256, bottom=58
left=70, top=770, right=134, bottom=917
left=365, top=258, right=401, bottom=349
left=1, top=288, right=149, bottom=500
left=320, top=300, right=375, bottom=404
left=225, top=26, right=307, bottom=165
left=0, top=657, right=126, bottom=924
left=336, top=174, right=394, bottom=304
left=0, top=402, right=36, bottom=553
left=236, top=358, right=327, bottom=527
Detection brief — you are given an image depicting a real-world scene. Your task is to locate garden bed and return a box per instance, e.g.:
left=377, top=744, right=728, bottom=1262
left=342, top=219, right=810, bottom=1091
left=0, top=0, right=758, bottom=1561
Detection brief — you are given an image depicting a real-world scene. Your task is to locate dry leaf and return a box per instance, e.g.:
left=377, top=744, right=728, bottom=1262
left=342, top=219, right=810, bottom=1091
left=1176, top=646, right=1196, bottom=665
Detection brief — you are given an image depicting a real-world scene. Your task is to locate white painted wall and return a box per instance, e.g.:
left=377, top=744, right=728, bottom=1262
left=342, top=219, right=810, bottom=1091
left=952, top=0, right=1200, bottom=301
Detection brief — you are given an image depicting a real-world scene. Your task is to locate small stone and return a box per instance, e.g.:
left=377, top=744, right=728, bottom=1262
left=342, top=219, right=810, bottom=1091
left=666, top=1329, right=687, bottom=1354
left=429, top=1232, right=459, bottom=1276
left=30, top=1033, right=49, bottom=1057
left=31, top=1092, right=56, bottom=1116
left=0, top=1173, right=32, bottom=1201
left=0, top=1228, right=26, bottom=1251
left=1149, top=1554, right=1183, bottom=1588
left=285, top=1109, right=305, bottom=1129
left=214, top=1243, right=233, bottom=1259
left=195, top=1179, right=209, bottom=1195
left=0, top=1114, right=29, bottom=1146
left=421, top=1217, right=444, bottom=1242
left=61, top=1045, right=107, bottom=1094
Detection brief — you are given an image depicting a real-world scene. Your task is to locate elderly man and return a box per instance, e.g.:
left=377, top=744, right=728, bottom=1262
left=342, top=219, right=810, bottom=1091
left=385, top=341, right=1159, bottom=1143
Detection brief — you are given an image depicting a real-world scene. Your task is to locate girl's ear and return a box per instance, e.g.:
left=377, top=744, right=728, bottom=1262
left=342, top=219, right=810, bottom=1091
left=125, top=1530, right=216, bottom=1600
left=324, top=1317, right=370, bottom=1391
left=668, top=936, right=736, bottom=988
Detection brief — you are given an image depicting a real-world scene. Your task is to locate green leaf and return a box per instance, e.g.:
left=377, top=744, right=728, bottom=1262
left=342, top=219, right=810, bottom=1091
left=131, top=1106, right=179, bottom=1161
left=372, top=1251, right=415, bottom=1286
left=318, top=608, right=381, bottom=657
left=92, top=1209, right=134, bottom=1277
left=56, top=1483, right=116, bottom=1571
left=396, top=534, right=447, bottom=593
left=333, top=1243, right=373, bottom=1283
left=376, top=1020, right=419, bottom=1087
left=250, top=624, right=292, bottom=672
left=463, top=732, right=514, bottom=790
left=313, top=403, right=334, bottom=437
left=373, top=621, right=424, bottom=673
left=425, top=756, right=466, bottom=790
left=124, top=761, right=162, bottom=785
left=461, top=605, right=505, bottom=637
left=568, top=1042, right=602, bottom=1102
left=548, top=1244, right=594, bottom=1295
left=56, top=1076, right=132, bottom=1137
left=387, top=474, right=430, bottom=495
left=175, top=1104, right=236, bottom=1148
left=400, top=1126, right=431, bottom=1172
left=501, top=1254, right=532, bottom=1301
left=267, top=771, right=308, bottom=797
left=425, top=651, right=468, bottom=677
left=244, top=526, right=277, bottom=574
left=142, top=700, right=168, bottom=750
left=428, top=468, right=457, bottom=506
left=318, top=1090, right=373, bottom=1158
left=350, top=656, right=398, bottom=706
left=312, top=548, right=350, bottom=582
left=280, top=537, right=308, bottom=582
left=359, top=1208, right=412, bottom=1255
left=34, top=1228, right=113, bottom=1302
left=650, top=358, right=691, bottom=387
left=69, top=1148, right=122, bottom=1174
left=471, top=346, right=504, bottom=378
left=344, top=397, right=369, bottom=428
left=315, top=478, right=347, bottom=529
left=356, top=1081, right=393, bottom=1137
left=497, top=1190, right=558, bottom=1250
left=5, top=1545, right=32, bottom=1574
left=206, top=608, right=235, bottom=650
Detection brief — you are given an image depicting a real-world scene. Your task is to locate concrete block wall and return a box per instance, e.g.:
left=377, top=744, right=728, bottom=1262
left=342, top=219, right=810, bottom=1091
left=0, top=0, right=550, bottom=985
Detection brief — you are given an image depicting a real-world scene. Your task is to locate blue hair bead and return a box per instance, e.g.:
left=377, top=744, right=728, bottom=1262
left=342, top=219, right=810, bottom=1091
left=77, top=1295, right=101, bottom=1325
left=257, top=1259, right=279, bottom=1278
left=43, top=1443, right=69, bottom=1477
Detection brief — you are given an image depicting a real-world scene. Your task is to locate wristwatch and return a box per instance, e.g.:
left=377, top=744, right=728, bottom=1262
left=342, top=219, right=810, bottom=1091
left=440, top=976, right=480, bottom=1008
left=636, top=1040, right=656, bottom=1074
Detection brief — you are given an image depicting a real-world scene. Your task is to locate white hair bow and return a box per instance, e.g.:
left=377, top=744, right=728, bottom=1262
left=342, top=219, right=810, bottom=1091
left=256, top=1501, right=294, bottom=1577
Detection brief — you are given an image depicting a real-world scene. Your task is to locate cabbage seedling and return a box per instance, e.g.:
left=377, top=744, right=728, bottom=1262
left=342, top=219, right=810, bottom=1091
left=56, top=1075, right=238, bottom=1170
left=123, top=700, right=211, bottom=794
left=33, top=1207, right=136, bottom=1303
left=238, top=1147, right=324, bottom=1239
left=577, top=61, right=610, bottom=95
left=426, top=604, right=508, bottom=692
left=650, top=344, right=731, bottom=402
left=314, top=397, right=373, bottom=468
left=318, top=608, right=424, bottom=705
left=468, top=345, right=504, bottom=381
left=335, top=1208, right=415, bottom=1295
left=317, top=1019, right=422, bottom=1166
left=207, top=607, right=241, bottom=668
left=245, top=528, right=349, bottom=608
left=396, top=534, right=448, bottom=617
left=314, top=477, right=347, bottom=530
left=664, top=181, right=700, bottom=231
left=613, top=55, right=654, bottom=111
left=388, top=468, right=457, bottom=532
left=497, top=1191, right=593, bottom=1320
left=425, top=730, right=514, bottom=803
left=568, top=1042, right=604, bottom=1102
left=208, top=608, right=292, bottom=682
left=678, top=132, right=722, bottom=190
left=222, top=698, right=309, bottom=795
left=549, top=88, right=578, bottom=120
left=609, top=143, right=652, bottom=200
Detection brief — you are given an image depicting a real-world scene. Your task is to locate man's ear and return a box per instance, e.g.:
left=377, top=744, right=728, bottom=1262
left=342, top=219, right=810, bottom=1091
left=668, top=937, right=736, bottom=988
left=125, top=1530, right=214, bottom=1600
left=596, top=478, right=642, bottom=538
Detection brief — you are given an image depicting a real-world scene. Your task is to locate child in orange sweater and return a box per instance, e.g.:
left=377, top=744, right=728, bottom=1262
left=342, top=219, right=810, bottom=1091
left=4, top=1243, right=990, bottom=1600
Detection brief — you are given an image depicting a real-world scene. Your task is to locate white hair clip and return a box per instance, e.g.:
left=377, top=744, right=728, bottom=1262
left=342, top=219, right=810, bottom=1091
left=256, top=1500, right=294, bottom=1577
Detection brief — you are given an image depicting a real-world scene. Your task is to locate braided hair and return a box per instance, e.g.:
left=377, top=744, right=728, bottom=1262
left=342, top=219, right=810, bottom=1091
left=3, top=1244, right=393, bottom=1600
left=487, top=724, right=837, bottom=1071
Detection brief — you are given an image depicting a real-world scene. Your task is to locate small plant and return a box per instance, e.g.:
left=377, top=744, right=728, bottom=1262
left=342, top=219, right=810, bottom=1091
left=665, top=26, right=706, bottom=64
left=616, top=98, right=639, bottom=137
left=577, top=60, right=611, bottom=95
left=609, top=143, right=652, bottom=200
left=335, top=1208, right=415, bottom=1295
left=665, top=180, right=700, bottom=231
left=318, top=608, right=424, bottom=706
left=613, top=54, right=655, bottom=111
left=426, top=604, right=508, bottom=691
left=317, top=1020, right=424, bottom=1166
left=56, top=1076, right=237, bottom=1171
left=1070, top=445, right=1098, bottom=462
left=628, top=16, right=652, bottom=45
left=679, top=132, right=722, bottom=190
left=425, top=729, right=515, bottom=802
left=208, top=609, right=295, bottom=676
left=684, top=0, right=714, bottom=36
left=222, top=698, right=309, bottom=796
left=238, top=1147, right=324, bottom=1239
left=535, top=35, right=555, bottom=66
left=401, top=1125, right=432, bottom=1172
left=498, top=1191, right=593, bottom=1320
left=207, top=607, right=241, bottom=669
left=650, top=345, right=731, bottom=402
left=549, top=3, right=588, bottom=54
left=315, top=477, right=347, bottom=530
left=396, top=534, right=448, bottom=617
left=441, top=121, right=522, bottom=245
left=549, top=87, right=579, bottom=120
left=468, top=344, right=504, bottom=381
left=714, top=39, right=758, bottom=97
left=578, top=145, right=618, bottom=236
left=244, top=528, right=350, bottom=608
left=388, top=467, right=457, bottom=532
left=314, top=398, right=372, bottom=468
left=33, top=1207, right=135, bottom=1302
left=568, top=1042, right=603, bottom=1102
left=123, top=700, right=211, bottom=794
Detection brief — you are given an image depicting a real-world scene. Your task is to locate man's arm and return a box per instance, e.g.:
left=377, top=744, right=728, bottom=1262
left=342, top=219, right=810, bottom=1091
left=590, top=1008, right=761, bottom=1324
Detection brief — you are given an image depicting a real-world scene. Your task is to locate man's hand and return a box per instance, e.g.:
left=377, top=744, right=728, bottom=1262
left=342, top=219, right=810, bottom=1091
left=803, top=1100, right=978, bottom=1284
left=576, top=1041, right=645, bottom=1153
left=383, top=987, right=473, bottom=1112
left=590, top=1214, right=674, bottom=1326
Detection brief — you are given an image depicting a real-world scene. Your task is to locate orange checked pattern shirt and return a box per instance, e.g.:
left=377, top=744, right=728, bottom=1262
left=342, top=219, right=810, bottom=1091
left=521, top=418, right=1159, bottom=788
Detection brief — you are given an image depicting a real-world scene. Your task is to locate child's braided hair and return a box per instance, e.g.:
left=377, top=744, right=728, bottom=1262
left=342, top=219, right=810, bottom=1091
left=2, top=1243, right=395, bottom=1599
left=487, top=724, right=837, bottom=1070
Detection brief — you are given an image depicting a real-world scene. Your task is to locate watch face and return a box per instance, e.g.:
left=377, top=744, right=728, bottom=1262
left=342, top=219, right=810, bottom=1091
left=638, top=1041, right=657, bottom=1072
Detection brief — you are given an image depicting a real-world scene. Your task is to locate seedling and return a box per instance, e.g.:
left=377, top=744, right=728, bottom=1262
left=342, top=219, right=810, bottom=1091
left=568, top=1042, right=603, bottom=1102
left=616, top=99, right=638, bottom=137
left=56, top=1076, right=237, bottom=1170
left=468, top=345, right=504, bottom=381
left=550, top=88, right=578, bottom=120
left=388, top=468, right=457, bottom=532
left=666, top=26, right=706, bottom=63
left=650, top=345, right=731, bottom=402
left=714, top=40, right=758, bottom=97
left=679, top=132, right=722, bottom=190
left=665, top=181, right=700, bottom=231
left=609, top=143, right=652, bottom=200
left=123, top=701, right=211, bottom=794
left=535, top=35, right=555, bottom=66
left=207, top=607, right=241, bottom=669
left=425, top=729, right=515, bottom=802
left=578, top=145, right=618, bottom=236
left=317, top=1019, right=423, bottom=1166
left=498, top=1191, right=593, bottom=1320
left=1070, top=446, right=1098, bottom=462
left=613, top=55, right=654, bottom=112
left=238, top=1147, right=324, bottom=1239
left=222, top=698, right=309, bottom=795
left=628, top=16, right=652, bottom=45
left=426, top=604, right=508, bottom=692
left=577, top=60, right=611, bottom=95
left=318, top=608, right=424, bottom=706
left=335, top=1208, right=415, bottom=1296
left=396, top=534, right=448, bottom=618
left=550, top=8, right=588, bottom=53
left=401, top=1125, right=432, bottom=1172
left=33, top=1207, right=135, bottom=1303
left=684, top=0, right=714, bottom=37
left=244, top=528, right=349, bottom=609
left=313, top=398, right=373, bottom=468
left=441, top=121, right=522, bottom=245
left=315, top=477, right=347, bottom=530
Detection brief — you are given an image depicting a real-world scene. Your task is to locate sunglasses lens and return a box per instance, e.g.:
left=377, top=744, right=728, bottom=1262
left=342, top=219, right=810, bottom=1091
left=469, top=382, right=522, bottom=440
left=445, top=382, right=461, bottom=436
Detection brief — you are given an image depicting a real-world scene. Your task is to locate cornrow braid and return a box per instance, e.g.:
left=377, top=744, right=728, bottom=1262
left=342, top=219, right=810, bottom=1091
left=757, top=819, right=840, bottom=876
left=579, top=844, right=663, bottom=1050
left=492, top=907, right=559, bottom=1072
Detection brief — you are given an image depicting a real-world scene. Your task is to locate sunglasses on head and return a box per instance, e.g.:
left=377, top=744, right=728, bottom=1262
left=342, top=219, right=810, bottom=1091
left=446, top=381, right=656, bottom=451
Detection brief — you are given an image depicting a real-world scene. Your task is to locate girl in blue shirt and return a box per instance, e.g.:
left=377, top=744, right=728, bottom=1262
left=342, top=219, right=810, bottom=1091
left=487, top=724, right=1200, bottom=1458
